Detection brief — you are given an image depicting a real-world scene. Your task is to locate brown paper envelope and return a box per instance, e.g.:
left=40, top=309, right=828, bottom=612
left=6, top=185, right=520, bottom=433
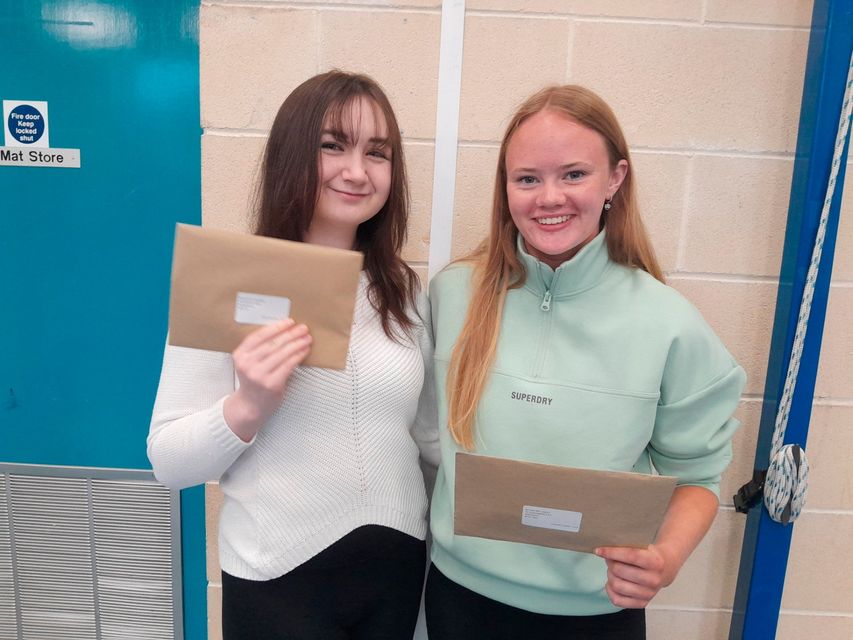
left=454, top=453, right=677, bottom=554
left=168, top=224, right=363, bottom=369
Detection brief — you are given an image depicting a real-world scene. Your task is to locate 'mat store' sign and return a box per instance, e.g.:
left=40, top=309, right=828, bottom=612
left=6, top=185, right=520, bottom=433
left=1, top=100, right=81, bottom=168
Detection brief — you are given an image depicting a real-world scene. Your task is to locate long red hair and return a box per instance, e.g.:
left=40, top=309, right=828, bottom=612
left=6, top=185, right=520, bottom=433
left=446, top=85, right=663, bottom=449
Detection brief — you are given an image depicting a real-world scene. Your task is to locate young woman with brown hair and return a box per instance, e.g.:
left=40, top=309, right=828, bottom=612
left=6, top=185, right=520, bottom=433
left=424, top=85, right=745, bottom=639
left=147, top=71, right=438, bottom=640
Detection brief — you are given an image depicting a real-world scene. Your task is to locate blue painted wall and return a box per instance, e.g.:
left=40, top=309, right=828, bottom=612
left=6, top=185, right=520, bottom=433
left=0, top=2, right=206, bottom=637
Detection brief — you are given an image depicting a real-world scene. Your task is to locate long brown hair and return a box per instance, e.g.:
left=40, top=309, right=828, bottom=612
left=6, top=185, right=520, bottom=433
left=447, top=85, right=664, bottom=449
left=254, top=70, right=418, bottom=339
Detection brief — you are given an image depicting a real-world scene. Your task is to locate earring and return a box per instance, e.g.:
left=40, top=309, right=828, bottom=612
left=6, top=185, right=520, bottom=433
left=603, top=199, right=612, bottom=212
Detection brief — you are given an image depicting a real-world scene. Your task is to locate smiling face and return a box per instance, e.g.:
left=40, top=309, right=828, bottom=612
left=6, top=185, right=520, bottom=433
left=307, top=96, right=393, bottom=250
left=505, top=109, right=627, bottom=269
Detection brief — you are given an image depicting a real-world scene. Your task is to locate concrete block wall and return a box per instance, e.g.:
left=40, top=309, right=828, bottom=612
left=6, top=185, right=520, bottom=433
left=200, top=1, right=852, bottom=638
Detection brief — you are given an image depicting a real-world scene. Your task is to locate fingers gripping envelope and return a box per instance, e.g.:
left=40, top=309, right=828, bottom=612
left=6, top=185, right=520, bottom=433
left=454, top=453, right=677, bottom=554
left=167, top=224, right=363, bottom=369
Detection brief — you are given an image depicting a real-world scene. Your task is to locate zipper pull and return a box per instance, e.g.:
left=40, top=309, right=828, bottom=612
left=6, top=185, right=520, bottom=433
left=540, top=290, right=552, bottom=311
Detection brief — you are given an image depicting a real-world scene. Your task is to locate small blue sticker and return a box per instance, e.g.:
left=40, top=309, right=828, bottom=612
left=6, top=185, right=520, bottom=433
left=8, top=104, right=46, bottom=144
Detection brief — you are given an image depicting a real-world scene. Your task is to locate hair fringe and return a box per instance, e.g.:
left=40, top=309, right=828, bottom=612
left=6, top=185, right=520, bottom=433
left=254, top=70, right=418, bottom=341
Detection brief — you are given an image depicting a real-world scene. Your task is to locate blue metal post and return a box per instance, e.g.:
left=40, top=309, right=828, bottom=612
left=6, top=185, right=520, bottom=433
left=181, top=485, right=207, bottom=640
left=728, top=1, right=853, bottom=638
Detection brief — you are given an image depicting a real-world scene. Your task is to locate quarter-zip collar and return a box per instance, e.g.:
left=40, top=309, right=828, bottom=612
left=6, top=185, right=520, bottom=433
left=517, top=230, right=611, bottom=298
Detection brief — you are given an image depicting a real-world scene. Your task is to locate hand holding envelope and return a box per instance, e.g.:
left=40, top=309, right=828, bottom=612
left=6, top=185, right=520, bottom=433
left=167, top=224, right=363, bottom=369
left=223, top=318, right=313, bottom=441
left=454, top=453, right=677, bottom=554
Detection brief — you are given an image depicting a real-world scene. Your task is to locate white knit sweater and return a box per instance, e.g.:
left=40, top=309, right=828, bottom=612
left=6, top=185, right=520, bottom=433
left=147, top=275, right=439, bottom=580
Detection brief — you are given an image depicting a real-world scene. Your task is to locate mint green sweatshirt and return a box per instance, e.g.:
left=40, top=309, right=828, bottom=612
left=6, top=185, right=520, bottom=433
left=428, top=230, right=746, bottom=615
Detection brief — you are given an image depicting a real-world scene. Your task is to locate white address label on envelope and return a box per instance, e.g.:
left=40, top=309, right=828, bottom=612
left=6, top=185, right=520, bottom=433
left=235, top=292, right=291, bottom=325
left=521, top=505, right=582, bottom=533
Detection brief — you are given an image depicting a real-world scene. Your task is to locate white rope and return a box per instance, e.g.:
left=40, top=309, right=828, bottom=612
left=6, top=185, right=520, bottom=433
left=764, top=49, right=853, bottom=524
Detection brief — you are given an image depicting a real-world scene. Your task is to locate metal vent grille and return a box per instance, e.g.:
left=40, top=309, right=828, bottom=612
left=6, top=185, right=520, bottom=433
left=0, top=477, right=18, bottom=637
left=0, top=466, right=182, bottom=640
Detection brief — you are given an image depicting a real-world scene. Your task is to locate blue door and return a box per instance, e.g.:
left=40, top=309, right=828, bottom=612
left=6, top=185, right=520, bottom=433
left=0, top=2, right=205, bottom=637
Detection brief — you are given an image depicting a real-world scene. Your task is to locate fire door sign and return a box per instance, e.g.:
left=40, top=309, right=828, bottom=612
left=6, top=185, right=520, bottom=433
left=4, top=100, right=49, bottom=147
left=1, top=100, right=80, bottom=168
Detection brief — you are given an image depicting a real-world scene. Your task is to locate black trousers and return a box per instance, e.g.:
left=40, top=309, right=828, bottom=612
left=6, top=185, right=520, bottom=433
left=425, top=563, right=646, bottom=640
left=222, top=525, right=426, bottom=640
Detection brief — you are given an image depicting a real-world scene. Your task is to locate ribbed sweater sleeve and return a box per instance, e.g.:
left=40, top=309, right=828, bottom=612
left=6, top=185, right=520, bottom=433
left=147, top=343, right=252, bottom=490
